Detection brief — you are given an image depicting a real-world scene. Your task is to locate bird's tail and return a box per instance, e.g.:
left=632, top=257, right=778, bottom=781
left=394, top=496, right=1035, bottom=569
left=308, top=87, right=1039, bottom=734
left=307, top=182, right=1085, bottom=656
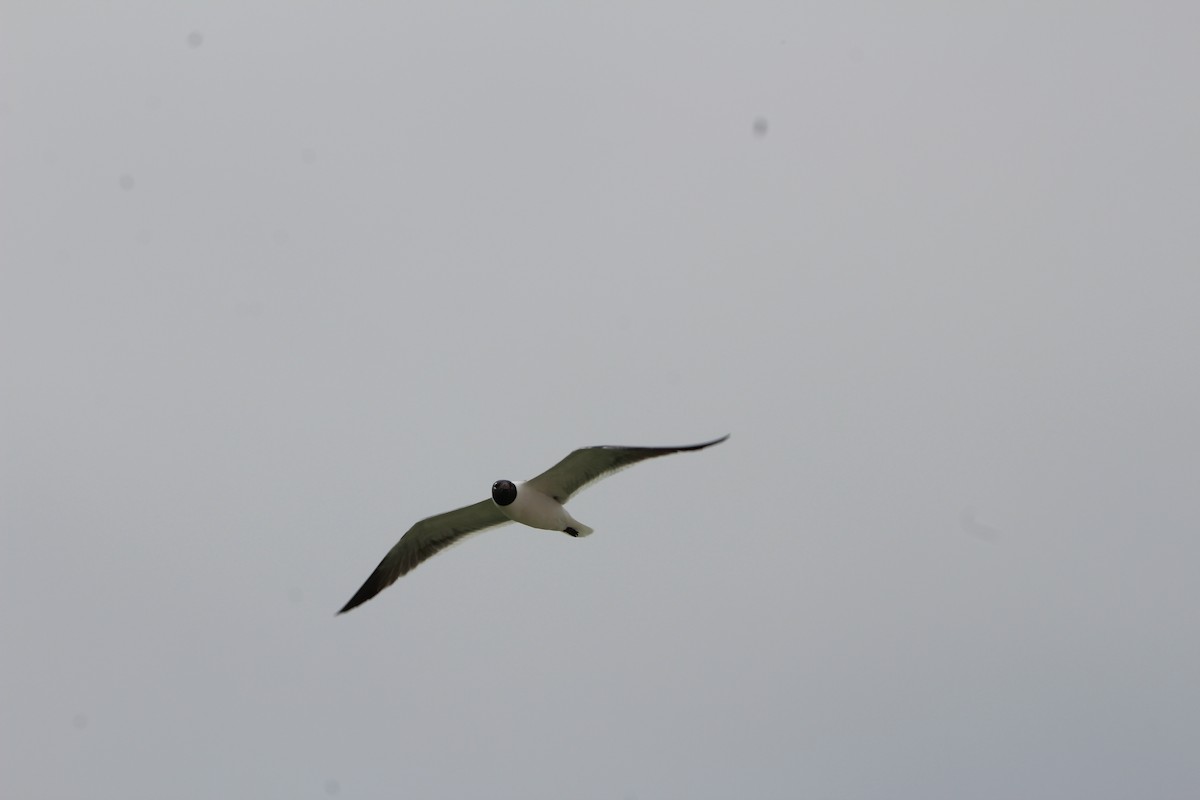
left=564, top=522, right=594, bottom=538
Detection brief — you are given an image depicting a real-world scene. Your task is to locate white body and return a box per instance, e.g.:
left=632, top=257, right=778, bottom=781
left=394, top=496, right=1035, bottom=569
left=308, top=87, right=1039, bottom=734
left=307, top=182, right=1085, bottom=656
left=496, top=482, right=594, bottom=536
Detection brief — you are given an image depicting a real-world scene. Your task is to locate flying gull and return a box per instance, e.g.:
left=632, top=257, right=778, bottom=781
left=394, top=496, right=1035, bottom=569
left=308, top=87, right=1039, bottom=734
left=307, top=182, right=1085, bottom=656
left=338, top=435, right=729, bottom=613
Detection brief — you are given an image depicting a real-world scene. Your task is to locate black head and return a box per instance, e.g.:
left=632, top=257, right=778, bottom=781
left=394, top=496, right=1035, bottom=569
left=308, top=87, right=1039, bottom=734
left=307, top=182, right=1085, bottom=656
left=492, top=480, right=517, bottom=506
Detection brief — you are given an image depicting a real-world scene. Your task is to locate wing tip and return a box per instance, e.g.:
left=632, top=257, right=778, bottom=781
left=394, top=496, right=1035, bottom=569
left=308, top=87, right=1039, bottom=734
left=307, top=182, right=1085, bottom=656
left=336, top=596, right=364, bottom=615
left=681, top=433, right=730, bottom=450
left=598, top=433, right=730, bottom=451
left=336, top=580, right=382, bottom=615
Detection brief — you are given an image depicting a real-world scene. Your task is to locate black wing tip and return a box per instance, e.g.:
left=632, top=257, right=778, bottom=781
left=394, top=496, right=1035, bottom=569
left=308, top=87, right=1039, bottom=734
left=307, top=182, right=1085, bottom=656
left=337, top=576, right=387, bottom=615
left=336, top=593, right=368, bottom=615
left=693, top=434, right=730, bottom=449
left=599, top=433, right=730, bottom=452
left=667, top=434, right=729, bottom=454
left=646, top=434, right=731, bottom=451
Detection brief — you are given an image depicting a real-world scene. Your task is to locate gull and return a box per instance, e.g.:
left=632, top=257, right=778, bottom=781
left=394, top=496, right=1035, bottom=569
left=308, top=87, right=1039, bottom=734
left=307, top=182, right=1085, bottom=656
left=337, top=435, right=729, bottom=613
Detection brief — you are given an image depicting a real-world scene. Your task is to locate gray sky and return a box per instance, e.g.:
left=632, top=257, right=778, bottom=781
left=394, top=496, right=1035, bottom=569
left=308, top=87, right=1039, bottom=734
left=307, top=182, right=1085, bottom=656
left=3, top=3, right=1199, bottom=798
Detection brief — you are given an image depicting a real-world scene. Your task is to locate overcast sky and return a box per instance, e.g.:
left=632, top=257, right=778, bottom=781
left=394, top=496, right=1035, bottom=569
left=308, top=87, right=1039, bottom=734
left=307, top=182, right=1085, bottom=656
left=3, top=3, right=1199, bottom=799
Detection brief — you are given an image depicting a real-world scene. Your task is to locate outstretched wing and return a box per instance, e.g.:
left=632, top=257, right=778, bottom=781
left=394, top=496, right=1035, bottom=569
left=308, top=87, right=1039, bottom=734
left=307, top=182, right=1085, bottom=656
left=525, top=435, right=729, bottom=503
left=338, top=499, right=509, bottom=614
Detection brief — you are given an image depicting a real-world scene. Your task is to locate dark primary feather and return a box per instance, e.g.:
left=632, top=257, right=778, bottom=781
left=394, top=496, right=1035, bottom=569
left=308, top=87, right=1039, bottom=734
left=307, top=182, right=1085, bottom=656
left=525, top=434, right=729, bottom=503
left=337, top=499, right=508, bottom=614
